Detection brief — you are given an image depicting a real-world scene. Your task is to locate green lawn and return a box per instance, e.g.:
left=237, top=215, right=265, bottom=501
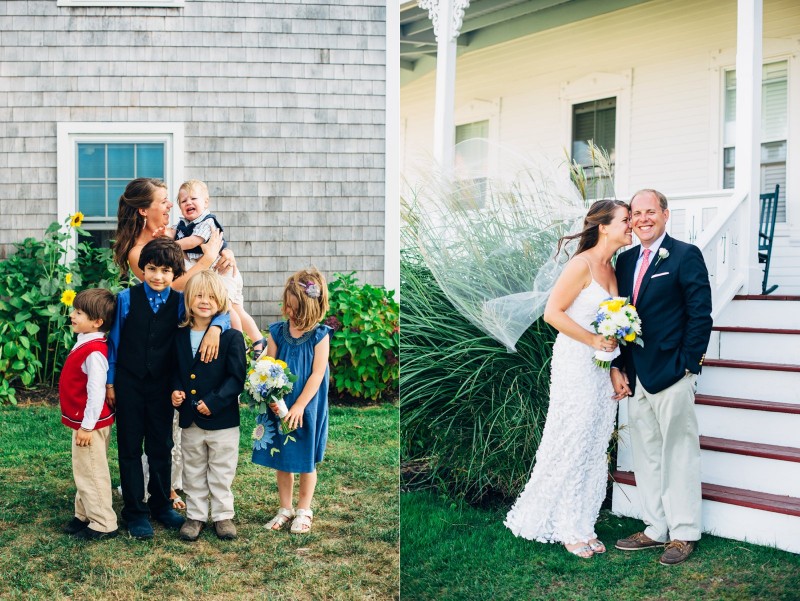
left=0, top=402, right=399, bottom=600
left=400, top=491, right=800, bottom=601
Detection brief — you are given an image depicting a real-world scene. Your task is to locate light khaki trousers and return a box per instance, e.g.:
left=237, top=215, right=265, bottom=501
left=72, top=426, right=118, bottom=533
left=181, top=424, right=240, bottom=522
left=629, top=373, right=702, bottom=542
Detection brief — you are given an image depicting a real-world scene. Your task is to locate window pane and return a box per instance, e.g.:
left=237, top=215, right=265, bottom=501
left=108, top=144, right=135, bottom=179
left=137, top=144, right=165, bottom=178
left=78, top=181, right=105, bottom=217
left=78, top=144, right=105, bottom=178
left=572, top=98, right=616, bottom=166
left=108, top=180, right=129, bottom=215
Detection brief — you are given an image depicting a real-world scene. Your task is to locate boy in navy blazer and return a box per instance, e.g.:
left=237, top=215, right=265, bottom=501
left=611, top=189, right=712, bottom=565
left=171, top=270, right=246, bottom=541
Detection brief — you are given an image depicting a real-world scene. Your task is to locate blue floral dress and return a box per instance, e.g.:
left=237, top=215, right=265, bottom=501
left=251, top=321, right=332, bottom=473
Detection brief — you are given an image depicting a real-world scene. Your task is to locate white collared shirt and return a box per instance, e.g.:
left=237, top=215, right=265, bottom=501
left=73, top=332, right=110, bottom=430
left=633, top=231, right=667, bottom=289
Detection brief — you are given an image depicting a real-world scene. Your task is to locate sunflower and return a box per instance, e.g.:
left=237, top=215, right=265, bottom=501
left=61, top=289, right=77, bottom=307
left=65, top=273, right=73, bottom=284
left=69, top=212, right=84, bottom=228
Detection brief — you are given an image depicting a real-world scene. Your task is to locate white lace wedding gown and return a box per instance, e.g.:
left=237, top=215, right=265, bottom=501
left=504, top=280, right=618, bottom=545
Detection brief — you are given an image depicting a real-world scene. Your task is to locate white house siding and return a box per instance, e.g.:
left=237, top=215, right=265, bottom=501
left=401, top=0, right=800, bottom=292
left=0, top=0, right=386, bottom=324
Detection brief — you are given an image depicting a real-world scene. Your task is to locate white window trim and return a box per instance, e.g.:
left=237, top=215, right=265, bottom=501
left=710, top=40, right=799, bottom=236
left=58, top=0, right=183, bottom=7
left=57, top=122, right=185, bottom=239
left=454, top=98, right=501, bottom=179
left=560, top=70, right=632, bottom=198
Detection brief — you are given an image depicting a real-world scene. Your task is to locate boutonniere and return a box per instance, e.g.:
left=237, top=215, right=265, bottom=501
left=655, top=248, right=669, bottom=267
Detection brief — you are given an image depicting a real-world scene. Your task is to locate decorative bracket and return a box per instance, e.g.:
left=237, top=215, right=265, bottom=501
left=418, top=0, right=470, bottom=42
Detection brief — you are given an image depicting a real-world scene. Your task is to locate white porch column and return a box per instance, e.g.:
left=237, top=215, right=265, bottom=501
left=419, top=0, right=470, bottom=173
left=733, top=0, right=763, bottom=294
left=384, top=0, right=400, bottom=296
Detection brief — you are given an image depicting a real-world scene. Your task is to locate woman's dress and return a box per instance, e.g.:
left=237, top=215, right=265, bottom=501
left=504, top=280, right=618, bottom=545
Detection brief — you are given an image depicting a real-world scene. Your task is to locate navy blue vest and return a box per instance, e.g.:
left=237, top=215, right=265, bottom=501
left=117, top=284, right=181, bottom=380
left=174, top=213, right=228, bottom=256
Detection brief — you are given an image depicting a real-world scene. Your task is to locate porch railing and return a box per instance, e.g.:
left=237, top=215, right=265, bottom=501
left=668, top=190, right=749, bottom=319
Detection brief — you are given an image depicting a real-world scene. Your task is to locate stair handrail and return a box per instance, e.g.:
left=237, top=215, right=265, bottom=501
left=692, top=189, right=749, bottom=319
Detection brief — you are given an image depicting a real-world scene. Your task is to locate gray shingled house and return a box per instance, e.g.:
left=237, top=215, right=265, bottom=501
left=0, top=0, right=390, bottom=325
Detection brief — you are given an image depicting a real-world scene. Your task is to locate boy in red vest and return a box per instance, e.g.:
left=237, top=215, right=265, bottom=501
left=60, top=288, right=118, bottom=540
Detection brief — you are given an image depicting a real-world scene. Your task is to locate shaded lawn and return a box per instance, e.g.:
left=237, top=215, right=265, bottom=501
left=400, top=491, right=800, bottom=601
left=0, top=403, right=399, bottom=601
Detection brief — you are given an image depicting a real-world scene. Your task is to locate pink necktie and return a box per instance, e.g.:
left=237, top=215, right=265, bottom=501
left=632, top=248, right=651, bottom=305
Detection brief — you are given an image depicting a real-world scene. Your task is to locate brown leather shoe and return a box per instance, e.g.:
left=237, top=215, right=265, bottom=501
left=615, top=532, right=667, bottom=551
left=179, top=518, right=204, bottom=542
left=214, top=519, right=237, bottom=540
left=659, top=540, right=696, bottom=565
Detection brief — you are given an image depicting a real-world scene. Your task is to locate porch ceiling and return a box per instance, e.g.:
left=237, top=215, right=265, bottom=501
left=400, top=0, right=654, bottom=84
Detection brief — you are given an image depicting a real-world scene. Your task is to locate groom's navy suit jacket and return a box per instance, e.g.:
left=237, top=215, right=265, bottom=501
left=613, top=233, right=713, bottom=395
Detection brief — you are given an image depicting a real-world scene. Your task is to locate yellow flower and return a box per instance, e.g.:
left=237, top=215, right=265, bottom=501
left=69, top=212, right=84, bottom=228
left=65, top=273, right=73, bottom=284
left=61, top=289, right=76, bottom=307
left=605, top=299, right=625, bottom=313
left=276, top=359, right=288, bottom=369
left=624, top=331, right=636, bottom=342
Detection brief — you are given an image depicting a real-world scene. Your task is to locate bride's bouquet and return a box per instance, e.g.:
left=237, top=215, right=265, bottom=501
left=590, top=297, right=643, bottom=369
left=241, top=355, right=298, bottom=434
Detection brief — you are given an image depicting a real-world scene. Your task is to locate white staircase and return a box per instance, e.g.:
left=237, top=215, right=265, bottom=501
left=612, top=294, right=800, bottom=554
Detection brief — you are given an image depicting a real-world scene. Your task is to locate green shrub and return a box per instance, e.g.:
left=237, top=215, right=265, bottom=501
left=400, top=246, right=556, bottom=502
left=325, top=272, right=399, bottom=402
left=0, top=214, right=122, bottom=404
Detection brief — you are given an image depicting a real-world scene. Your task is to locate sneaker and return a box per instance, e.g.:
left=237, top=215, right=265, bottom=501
left=615, top=532, right=667, bottom=551
left=179, top=518, right=205, bottom=542
left=74, top=527, right=119, bottom=541
left=154, top=508, right=185, bottom=530
left=127, top=517, right=154, bottom=540
left=214, top=519, right=237, bottom=540
left=63, top=517, right=90, bottom=535
left=660, top=540, right=696, bottom=565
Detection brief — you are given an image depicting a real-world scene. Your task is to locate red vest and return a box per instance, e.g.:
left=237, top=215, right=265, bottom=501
left=59, top=338, right=115, bottom=431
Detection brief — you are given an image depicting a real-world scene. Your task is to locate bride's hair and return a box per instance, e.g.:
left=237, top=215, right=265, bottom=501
left=556, top=198, right=629, bottom=257
left=113, top=177, right=168, bottom=275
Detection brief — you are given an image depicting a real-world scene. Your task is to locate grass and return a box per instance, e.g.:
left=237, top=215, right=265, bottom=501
left=0, top=402, right=399, bottom=600
left=400, top=491, right=800, bottom=601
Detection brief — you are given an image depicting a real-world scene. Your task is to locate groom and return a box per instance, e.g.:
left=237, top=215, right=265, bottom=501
left=610, top=189, right=713, bottom=565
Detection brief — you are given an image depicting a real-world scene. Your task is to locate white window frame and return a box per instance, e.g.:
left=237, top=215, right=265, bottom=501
left=57, top=122, right=185, bottom=244
left=710, top=41, right=800, bottom=236
left=560, top=70, right=632, bottom=198
left=58, top=0, right=183, bottom=7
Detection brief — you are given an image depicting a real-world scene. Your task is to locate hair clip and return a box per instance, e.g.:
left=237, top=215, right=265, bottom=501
left=300, top=281, right=321, bottom=299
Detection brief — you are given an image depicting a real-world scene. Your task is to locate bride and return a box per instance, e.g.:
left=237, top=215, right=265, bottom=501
left=504, top=198, right=632, bottom=558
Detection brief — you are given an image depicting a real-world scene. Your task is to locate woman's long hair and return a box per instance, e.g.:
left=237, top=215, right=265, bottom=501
left=113, top=178, right=168, bottom=274
left=556, top=198, right=628, bottom=257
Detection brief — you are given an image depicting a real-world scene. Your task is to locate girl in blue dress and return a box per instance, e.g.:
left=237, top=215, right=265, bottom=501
left=252, top=268, right=332, bottom=534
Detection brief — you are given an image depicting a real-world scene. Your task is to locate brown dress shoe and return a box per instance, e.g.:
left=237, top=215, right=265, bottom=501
left=179, top=518, right=205, bottom=542
left=659, top=540, right=696, bottom=565
left=615, top=532, right=667, bottom=551
left=214, top=519, right=237, bottom=540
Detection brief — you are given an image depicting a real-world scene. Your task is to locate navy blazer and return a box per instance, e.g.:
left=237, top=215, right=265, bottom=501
left=613, top=233, right=713, bottom=395
left=172, top=327, right=246, bottom=431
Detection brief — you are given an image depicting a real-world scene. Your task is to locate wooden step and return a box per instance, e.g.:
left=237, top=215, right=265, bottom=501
left=702, top=358, right=800, bottom=373
left=733, top=294, right=800, bottom=301
left=695, top=394, right=800, bottom=415
left=699, top=436, right=800, bottom=463
left=612, top=470, right=800, bottom=518
left=712, top=326, right=800, bottom=335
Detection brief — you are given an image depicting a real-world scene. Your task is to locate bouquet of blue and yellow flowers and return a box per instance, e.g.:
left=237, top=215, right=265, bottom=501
left=241, top=355, right=298, bottom=434
left=590, top=297, right=644, bottom=369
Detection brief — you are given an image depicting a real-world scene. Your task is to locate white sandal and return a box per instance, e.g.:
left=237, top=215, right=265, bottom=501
left=290, top=508, right=313, bottom=534
left=265, top=507, right=295, bottom=531
left=565, top=544, right=594, bottom=559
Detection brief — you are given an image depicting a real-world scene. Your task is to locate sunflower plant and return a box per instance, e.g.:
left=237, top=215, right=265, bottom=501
left=0, top=213, right=121, bottom=404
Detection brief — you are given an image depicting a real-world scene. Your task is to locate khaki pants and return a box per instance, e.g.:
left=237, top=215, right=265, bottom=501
left=629, top=373, right=702, bottom=542
left=72, top=426, right=118, bottom=533
left=181, top=424, right=240, bottom=522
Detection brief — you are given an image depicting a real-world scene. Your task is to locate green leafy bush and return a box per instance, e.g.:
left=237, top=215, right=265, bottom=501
left=324, top=272, right=399, bottom=402
left=0, top=215, right=121, bottom=404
